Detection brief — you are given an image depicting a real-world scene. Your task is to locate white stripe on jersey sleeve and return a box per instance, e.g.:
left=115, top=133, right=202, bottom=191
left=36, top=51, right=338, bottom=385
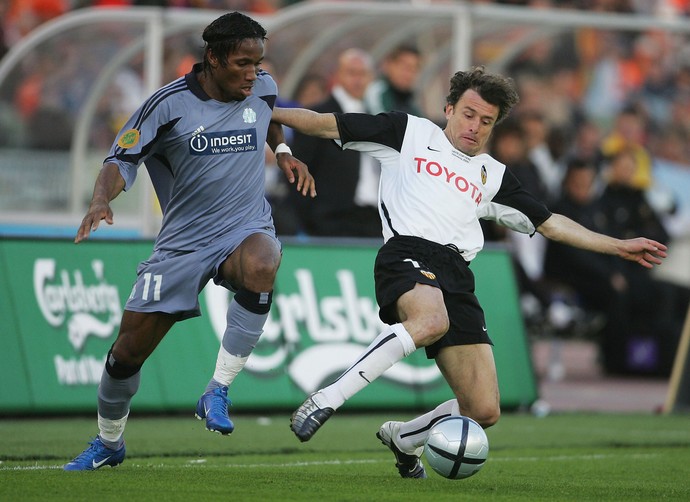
left=478, top=201, right=537, bottom=235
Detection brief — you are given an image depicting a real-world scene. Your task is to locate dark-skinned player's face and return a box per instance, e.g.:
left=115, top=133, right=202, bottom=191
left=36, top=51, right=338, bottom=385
left=208, top=38, right=264, bottom=102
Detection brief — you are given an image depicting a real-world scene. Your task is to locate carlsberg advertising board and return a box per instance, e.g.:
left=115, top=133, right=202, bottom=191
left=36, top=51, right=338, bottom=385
left=0, top=238, right=537, bottom=413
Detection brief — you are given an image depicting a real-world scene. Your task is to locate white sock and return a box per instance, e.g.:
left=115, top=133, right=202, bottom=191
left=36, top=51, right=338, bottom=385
left=98, top=412, right=129, bottom=446
left=319, top=324, right=416, bottom=409
left=396, top=399, right=460, bottom=451
left=213, top=345, right=249, bottom=386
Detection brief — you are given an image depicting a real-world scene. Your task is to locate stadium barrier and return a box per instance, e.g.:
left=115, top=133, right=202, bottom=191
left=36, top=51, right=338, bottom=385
left=0, top=237, right=537, bottom=414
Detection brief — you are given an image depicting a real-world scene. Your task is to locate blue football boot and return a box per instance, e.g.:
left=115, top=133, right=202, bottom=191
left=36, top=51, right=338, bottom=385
left=63, top=436, right=126, bottom=471
left=195, top=386, right=234, bottom=435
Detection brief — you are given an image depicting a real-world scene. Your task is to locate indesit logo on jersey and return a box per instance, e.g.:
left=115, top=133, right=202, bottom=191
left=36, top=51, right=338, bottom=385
left=189, top=128, right=257, bottom=155
left=414, top=156, right=483, bottom=205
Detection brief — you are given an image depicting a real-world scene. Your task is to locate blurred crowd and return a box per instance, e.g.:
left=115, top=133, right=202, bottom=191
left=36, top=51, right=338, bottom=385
left=2, top=0, right=690, bottom=59
left=1, top=0, right=690, bottom=376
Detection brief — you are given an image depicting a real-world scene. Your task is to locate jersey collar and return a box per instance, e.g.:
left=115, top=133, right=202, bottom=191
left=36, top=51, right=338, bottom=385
left=186, top=63, right=212, bottom=101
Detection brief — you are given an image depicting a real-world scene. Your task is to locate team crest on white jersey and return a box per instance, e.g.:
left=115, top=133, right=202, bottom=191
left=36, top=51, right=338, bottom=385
left=243, top=107, right=257, bottom=124
left=481, top=165, right=487, bottom=185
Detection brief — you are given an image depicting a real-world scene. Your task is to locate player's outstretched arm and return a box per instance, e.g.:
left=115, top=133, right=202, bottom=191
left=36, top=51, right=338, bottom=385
left=272, top=107, right=340, bottom=139
left=75, top=163, right=126, bottom=244
left=537, top=213, right=667, bottom=269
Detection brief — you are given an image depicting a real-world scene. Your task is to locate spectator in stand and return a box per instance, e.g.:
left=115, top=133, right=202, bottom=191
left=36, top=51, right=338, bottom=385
left=542, top=158, right=629, bottom=366
left=630, top=43, right=676, bottom=128
left=293, top=73, right=329, bottom=108
left=560, top=119, right=603, bottom=169
left=600, top=148, right=669, bottom=254
left=597, top=148, right=681, bottom=374
left=667, top=55, right=690, bottom=137
left=287, top=48, right=381, bottom=237
left=581, top=31, right=627, bottom=122
left=600, top=105, right=654, bottom=189
left=647, top=126, right=690, bottom=333
left=365, top=45, right=422, bottom=116
left=520, top=109, right=562, bottom=201
left=491, top=119, right=550, bottom=203
left=487, top=119, right=551, bottom=314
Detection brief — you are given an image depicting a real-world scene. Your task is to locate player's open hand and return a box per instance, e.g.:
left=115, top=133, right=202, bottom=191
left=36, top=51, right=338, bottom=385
left=75, top=200, right=114, bottom=243
left=276, top=153, right=316, bottom=198
left=618, top=237, right=667, bottom=268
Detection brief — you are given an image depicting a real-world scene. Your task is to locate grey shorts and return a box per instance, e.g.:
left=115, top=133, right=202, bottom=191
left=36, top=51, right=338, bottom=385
left=125, top=226, right=280, bottom=320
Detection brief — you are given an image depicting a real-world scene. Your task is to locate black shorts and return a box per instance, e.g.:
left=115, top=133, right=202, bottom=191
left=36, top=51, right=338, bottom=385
left=374, top=235, right=492, bottom=359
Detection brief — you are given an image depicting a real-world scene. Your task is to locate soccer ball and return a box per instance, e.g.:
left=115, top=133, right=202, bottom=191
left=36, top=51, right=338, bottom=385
left=423, top=416, right=489, bottom=479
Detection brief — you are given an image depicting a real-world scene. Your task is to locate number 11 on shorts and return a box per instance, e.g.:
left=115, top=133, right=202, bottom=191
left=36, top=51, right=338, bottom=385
left=142, top=273, right=162, bottom=301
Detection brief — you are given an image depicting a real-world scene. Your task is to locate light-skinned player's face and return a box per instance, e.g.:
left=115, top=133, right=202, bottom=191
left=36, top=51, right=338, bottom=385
left=205, top=38, right=265, bottom=102
left=443, top=89, right=499, bottom=156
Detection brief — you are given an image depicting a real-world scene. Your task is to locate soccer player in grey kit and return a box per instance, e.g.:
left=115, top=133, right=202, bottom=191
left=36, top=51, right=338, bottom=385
left=64, top=12, right=315, bottom=471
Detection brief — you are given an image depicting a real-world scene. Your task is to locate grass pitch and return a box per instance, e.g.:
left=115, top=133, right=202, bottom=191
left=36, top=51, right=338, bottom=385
left=1, top=412, right=689, bottom=501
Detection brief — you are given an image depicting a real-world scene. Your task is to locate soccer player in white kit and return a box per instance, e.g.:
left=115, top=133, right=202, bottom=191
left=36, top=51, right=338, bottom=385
left=272, top=67, right=667, bottom=478
left=64, top=12, right=315, bottom=471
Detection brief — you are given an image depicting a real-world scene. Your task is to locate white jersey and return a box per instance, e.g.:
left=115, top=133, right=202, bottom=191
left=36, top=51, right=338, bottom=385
left=335, top=112, right=552, bottom=261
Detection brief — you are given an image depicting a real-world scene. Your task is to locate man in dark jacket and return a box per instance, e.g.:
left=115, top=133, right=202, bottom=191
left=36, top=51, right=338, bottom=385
left=289, top=48, right=382, bottom=237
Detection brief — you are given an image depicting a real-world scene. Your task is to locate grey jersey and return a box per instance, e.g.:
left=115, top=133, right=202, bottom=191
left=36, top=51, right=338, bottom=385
left=106, top=63, right=277, bottom=252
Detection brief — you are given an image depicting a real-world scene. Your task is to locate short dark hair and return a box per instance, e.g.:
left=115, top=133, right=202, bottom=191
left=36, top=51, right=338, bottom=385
left=202, top=12, right=267, bottom=72
left=445, top=66, right=519, bottom=124
left=386, top=44, right=420, bottom=61
left=566, top=157, right=595, bottom=173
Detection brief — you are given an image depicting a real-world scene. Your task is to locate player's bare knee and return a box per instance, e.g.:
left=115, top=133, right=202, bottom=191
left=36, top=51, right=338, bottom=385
left=111, top=331, right=153, bottom=367
left=471, top=405, right=500, bottom=429
left=243, top=255, right=280, bottom=288
left=415, top=312, right=449, bottom=346
left=111, top=345, right=145, bottom=368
